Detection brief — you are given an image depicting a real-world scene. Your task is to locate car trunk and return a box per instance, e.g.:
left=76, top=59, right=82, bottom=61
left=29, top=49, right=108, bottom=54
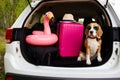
left=20, top=0, right=113, bottom=67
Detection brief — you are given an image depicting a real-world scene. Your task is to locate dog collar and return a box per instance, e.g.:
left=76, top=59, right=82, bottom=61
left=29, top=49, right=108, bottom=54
left=87, top=36, right=101, bottom=41
left=96, top=38, right=101, bottom=41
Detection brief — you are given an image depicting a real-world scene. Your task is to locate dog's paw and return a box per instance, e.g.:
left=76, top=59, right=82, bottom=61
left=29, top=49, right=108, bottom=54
left=97, top=56, right=102, bottom=62
left=86, top=59, right=91, bottom=65
left=77, top=56, right=81, bottom=61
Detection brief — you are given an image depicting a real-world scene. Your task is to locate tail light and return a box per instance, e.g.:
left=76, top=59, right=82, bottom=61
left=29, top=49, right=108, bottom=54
left=5, top=28, right=13, bottom=43
left=5, top=76, right=14, bottom=80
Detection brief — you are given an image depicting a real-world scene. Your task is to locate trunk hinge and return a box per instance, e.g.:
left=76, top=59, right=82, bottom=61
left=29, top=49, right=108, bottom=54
left=26, top=0, right=33, bottom=10
left=105, top=0, right=109, bottom=8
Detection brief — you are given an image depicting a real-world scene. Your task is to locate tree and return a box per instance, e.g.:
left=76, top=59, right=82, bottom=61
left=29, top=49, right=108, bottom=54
left=14, top=0, right=28, bottom=19
left=0, top=0, right=6, bottom=28
left=0, top=0, right=28, bottom=28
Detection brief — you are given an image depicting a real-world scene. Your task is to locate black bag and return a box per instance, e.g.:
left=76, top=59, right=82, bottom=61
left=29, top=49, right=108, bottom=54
left=27, top=45, right=58, bottom=65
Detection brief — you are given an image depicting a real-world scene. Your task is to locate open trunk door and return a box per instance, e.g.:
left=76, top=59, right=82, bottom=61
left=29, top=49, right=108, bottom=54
left=97, top=0, right=109, bottom=8
left=109, top=0, right=120, bottom=21
left=27, top=0, right=41, bottom=10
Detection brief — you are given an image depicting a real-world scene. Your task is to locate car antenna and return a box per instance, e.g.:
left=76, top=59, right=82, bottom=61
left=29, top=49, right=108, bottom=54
left=26, top=0, right=33, bottom=10
left=105, top=0, right=109, bottom=8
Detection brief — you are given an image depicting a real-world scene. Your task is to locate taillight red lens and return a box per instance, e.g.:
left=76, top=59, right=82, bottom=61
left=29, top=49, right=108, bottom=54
left=6, top=76, right=14, bottom=80
left=5, top=28, right=13, bottom=43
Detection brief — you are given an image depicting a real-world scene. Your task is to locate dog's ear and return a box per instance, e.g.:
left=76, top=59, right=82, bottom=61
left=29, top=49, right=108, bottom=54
left=85, top=27, right=89, bottom=38
left=97, top=25, right=103, bottom=38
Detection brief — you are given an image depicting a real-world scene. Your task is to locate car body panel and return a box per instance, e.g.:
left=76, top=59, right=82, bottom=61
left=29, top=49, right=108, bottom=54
left=4, top=41, right=120, bottom=78
left=5, top=73, right=120, bottom=80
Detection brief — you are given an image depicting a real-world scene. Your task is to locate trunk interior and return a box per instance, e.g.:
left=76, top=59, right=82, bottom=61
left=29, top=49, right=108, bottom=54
left=20, top=0, right=113, bottom=67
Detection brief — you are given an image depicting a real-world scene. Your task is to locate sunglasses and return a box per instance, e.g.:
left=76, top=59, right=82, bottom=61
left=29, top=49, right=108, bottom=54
left=87, top=26, right=99, bottom=31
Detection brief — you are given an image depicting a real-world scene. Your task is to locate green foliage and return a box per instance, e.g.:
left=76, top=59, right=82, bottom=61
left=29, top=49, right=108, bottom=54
left=0, top=28, right=5, bottom=80
left=0, top=0, right=29, bottom=28
left=40, top=14, right=44, bottom=24
left=14, top=0, right=28, bottom=20
left=0, top=29, right=5, bottom=55
left=0, top=1, right=31, bottom=79
left=0, top=60, right=5, bottom=80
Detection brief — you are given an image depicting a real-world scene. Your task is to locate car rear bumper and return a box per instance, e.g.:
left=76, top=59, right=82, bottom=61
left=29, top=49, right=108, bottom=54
left=5, top=73, right=120, bottom=80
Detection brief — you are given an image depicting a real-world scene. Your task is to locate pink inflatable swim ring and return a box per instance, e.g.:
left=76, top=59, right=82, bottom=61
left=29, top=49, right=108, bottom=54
left=26, top=11, right=58, bottom=46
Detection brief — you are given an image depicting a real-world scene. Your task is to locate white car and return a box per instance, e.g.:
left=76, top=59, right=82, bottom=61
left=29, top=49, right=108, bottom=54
left=4, top=0, right=120, bottom=80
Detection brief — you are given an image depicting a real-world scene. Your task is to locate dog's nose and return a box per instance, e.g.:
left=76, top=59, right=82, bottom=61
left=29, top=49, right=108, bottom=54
left=90, top=31, right=93, bottom=34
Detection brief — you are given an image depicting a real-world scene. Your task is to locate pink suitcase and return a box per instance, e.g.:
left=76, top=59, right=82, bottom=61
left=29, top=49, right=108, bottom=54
left=58, top=21, right=84, bottom=57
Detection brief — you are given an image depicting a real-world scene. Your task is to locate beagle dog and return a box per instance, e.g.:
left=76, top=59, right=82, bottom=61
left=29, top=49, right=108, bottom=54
left=77, top=22, right=103, bottom=65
